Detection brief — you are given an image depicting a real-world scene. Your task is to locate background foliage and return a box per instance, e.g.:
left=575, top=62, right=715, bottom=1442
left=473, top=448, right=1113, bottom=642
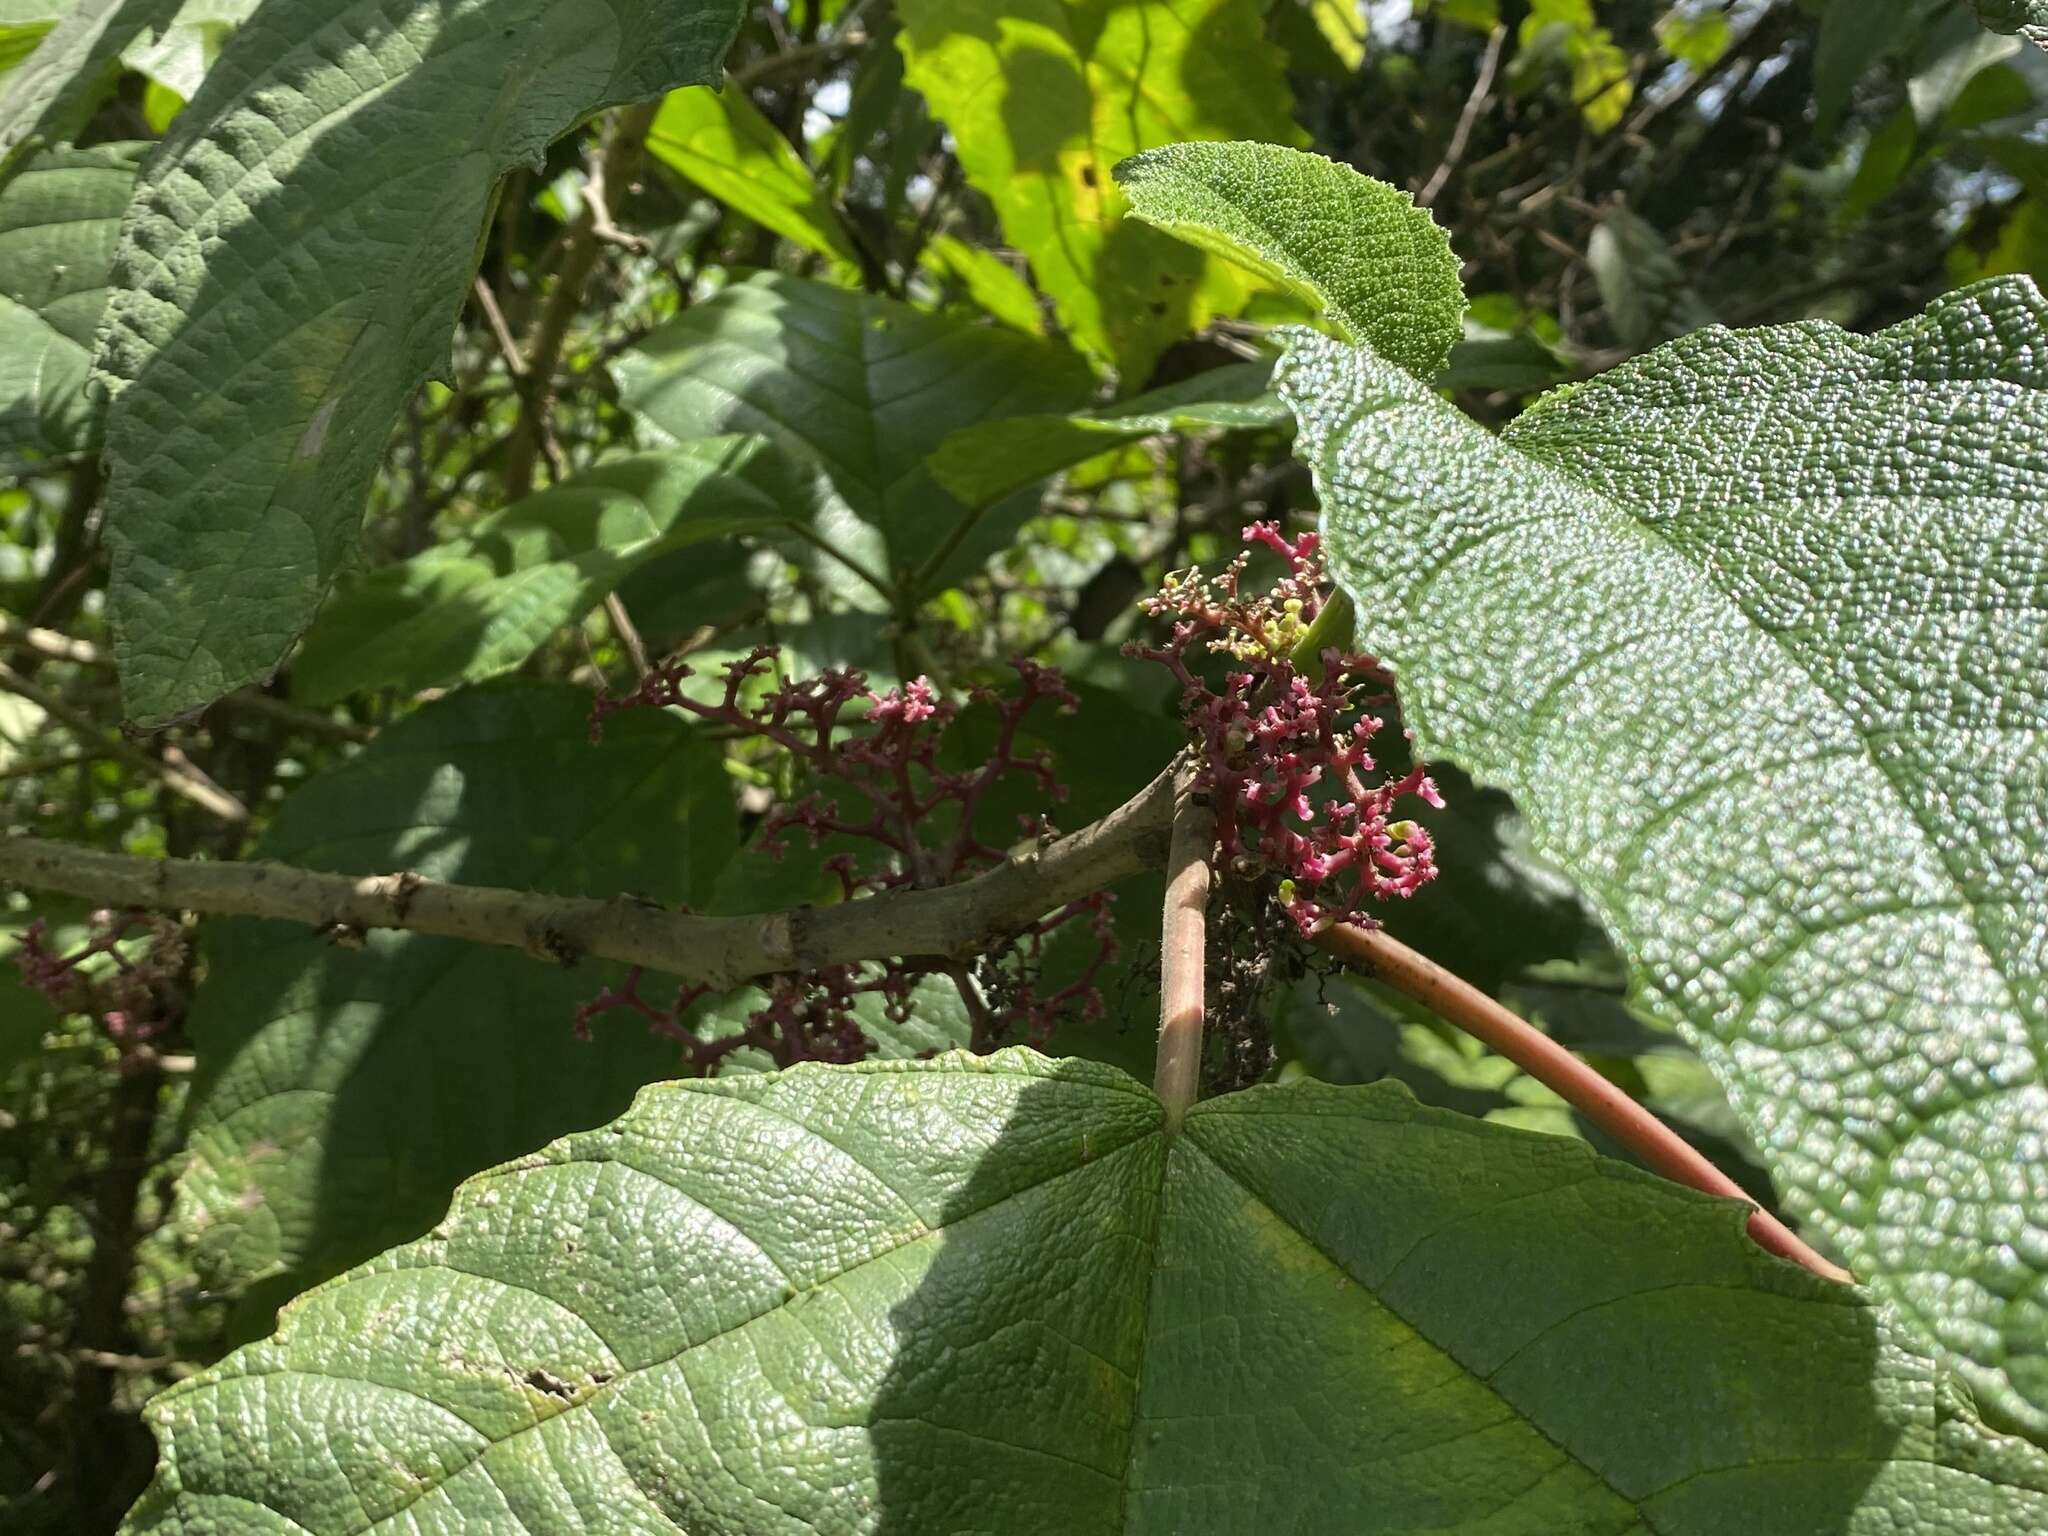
left=3, top=0, right=2047, bottom=1528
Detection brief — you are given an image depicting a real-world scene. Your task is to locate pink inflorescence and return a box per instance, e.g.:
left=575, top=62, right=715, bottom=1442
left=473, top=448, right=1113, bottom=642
left=13, top=911, right=187, bottom=1071
left=580, top=649, right=1112, bottom=1071
left=1127, top=522, right=1443, bottom=936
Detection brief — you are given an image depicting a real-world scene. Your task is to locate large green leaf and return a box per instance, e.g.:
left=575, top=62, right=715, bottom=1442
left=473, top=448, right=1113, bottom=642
left=614, top=272, right=1092, bottom=600
left=894, top=0, right=1302, bottom=381
left=170, top=683, right=736, bottom=1326
left=928, top=361, right=1288, bottom=510
left=0, top=138, right=140, bottom=462
left=91, top=0, right=748, bottom=728
left=1115, top=141, right=1465, bottom=380
left=290, top=439, right=806, bottom=704
left=1275, top=279, right=2048, bottom=1439
left=127, top=1051, right=2048, bottom=1532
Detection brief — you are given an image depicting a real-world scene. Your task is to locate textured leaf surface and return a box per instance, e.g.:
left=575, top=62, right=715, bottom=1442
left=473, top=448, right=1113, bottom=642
left=0, top=139, right=140, bottom=462
left=92, top=0, right=747, bottom=727
left=895, top=0, right=1302, bottom=380
left=1116, top=141, right=1464, bottom=379
left=615, top=272, right=1091, bottom=598
left=171, top=683, right=735, bottom=1322
left=291, top=440, right=804, bottom=704
left=929, top=361, right=1287, bottom=509
left=128, top=1052, right=2048, bottom=1532
left=0, top=0, right=178, bottom=167
left=1975, top=0, right=2048, bottom=50
left=1280, top=278, right=2048, bottom=1440
left=644, top=81, right=859, bottom=266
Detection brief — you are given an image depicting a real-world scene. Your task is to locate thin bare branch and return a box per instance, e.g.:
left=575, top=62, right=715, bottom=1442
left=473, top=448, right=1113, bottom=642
left=1419, top=25, right=1506, bottom=209
left=0, top=664, right=247, bottom=824
left=0, top=768, right=1175, bottom=987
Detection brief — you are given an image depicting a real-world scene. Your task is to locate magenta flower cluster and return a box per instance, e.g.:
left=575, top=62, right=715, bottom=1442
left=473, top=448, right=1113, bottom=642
left=579, top=648, right=1112, bottom=1071
left=1127, top=522, right=1443, bottom=935
left=14, top=911, right=187, bottom=1071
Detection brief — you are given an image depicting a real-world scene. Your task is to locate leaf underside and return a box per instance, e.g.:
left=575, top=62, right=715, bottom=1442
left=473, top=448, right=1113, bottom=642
left=1280, top=278, right=2048, bottom=1442
left=128, top=1051, right=2048, bottom=1533
left=91, top=0, right=747, bottom=727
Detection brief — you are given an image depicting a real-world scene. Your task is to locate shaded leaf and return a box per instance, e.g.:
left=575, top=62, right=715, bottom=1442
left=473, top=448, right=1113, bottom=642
left=614, top=272, right=1092, bottom=600
left=0, top=139, right=140, bottom=463
left=1115, top=141, right=1463, bottom=379
left=170, top=683, right=736, bottom=1324
left=1279, top=278, right=2048, bottom=1439
left=895, top=0, right=1302, bottom=380
left=1815, top=0, right=1941, bottom=131
left=1909, top=12, right=2021, bottom=126
left=929, top=361, right=1287, bottom=509
left=92, top=0, right=748, bottom=727
left=290, top=440, right=805, bottom=704
left=1586, top=200, right=1715, bottom=350
left=129, top=1052, right=2048, bottom=1532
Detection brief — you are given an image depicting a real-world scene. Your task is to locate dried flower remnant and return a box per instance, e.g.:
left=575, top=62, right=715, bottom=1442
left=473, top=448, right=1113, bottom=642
left=14, top=911, right=188, bottom=1071
left=581, top=650, right=1114, bottom=1069
left=1128, top=522, right=1443, bottom=935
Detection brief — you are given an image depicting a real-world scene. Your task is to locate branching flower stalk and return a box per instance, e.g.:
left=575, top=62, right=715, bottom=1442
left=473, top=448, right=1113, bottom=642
left=1126, top=522, right=1447, bottom=1112
left=1127, top=522, right=1444, bottom=939
left=14, top=912, right=187, bottom=1072
left=578, top=647, right=1114, bottom=1070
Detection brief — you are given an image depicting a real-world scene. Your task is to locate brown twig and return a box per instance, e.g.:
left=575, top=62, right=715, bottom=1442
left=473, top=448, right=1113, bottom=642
left=0, top=768, right=1175, bottom=988
left=1312, top=922, right=1853, bottom=1284
left=0, top=664, right=247, bottom=824
left=602, top=592, right=651, bottom=680
left=1419, top=25, right=1506, bottom=209
left=1154, top=765, right=1213, bottom=1130
left=501, top=103, right=658, bottom=498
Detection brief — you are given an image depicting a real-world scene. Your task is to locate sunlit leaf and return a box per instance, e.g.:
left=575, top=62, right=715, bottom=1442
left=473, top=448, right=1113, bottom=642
left=1280, top=278, right=2048, bottom=1440
left=895, top=0, right=1302, bottom=380
left=129, top=1052, right=2048, bottom=1532
left=1115, top=142, right=1464, bottom=379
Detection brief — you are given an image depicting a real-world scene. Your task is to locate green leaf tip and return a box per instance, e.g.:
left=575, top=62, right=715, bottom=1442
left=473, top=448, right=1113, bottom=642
left=1113, top=140, right=1466, bottom=380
